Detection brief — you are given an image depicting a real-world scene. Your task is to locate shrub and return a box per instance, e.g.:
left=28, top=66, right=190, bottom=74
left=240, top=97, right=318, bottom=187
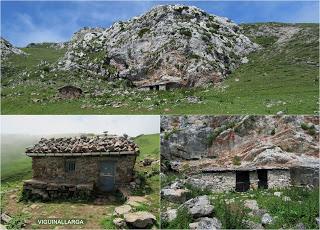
left=161, top=207, right=192, bottom=229
left=271, top=128, right=276, bottom=135
left=232, top=156, right=241, bottom=166
left=174, top=6, right=189, bottom=14
left=6, top=213, right=29, bottom=230
left=214, top=200, right=246, bottom=229
left=138, top=28, right=150, bottom=38
left=179, top=28, right=192, bottom=37
left=301, top=123, right=309, bottom=130
left=185, top=183, right=212, bottom=199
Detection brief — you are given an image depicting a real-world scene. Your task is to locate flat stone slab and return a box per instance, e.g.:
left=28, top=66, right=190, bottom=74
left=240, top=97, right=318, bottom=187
left=189, top=217, right=222, bottom=230
left=161, top=188, right=190, bottom=203
left=124, top=211, right=156, bottom=228
left=115, top=205, right=132, bottom=215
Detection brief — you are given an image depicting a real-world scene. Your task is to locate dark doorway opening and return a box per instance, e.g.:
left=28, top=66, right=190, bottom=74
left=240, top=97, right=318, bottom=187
left=236, top=171, right=250, bottom=192
left=155, top=85, right=160, bottom=91
left=149, top=86, right=154, bottom=90
left=257, top=169, right=268, bottom=189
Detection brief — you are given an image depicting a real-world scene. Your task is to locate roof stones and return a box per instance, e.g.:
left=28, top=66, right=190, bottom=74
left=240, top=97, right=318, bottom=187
left=25, top=134, right=139, bottom=155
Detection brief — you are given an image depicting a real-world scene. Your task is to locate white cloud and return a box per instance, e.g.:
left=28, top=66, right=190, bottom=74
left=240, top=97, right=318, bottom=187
left=1, top=115, right=160, bottom=137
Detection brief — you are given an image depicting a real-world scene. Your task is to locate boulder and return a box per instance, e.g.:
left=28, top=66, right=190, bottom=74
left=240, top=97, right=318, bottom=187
left=114, top=205, right=132, bottom=215
left=113, top=218, right=126, bottom=228
left=273, top=192, right=282, bottom=197
left=189, top=217, right=222, bottom=230
left=161, top=188, right=190, bottom=203
left=124, top=211, right=156, bottom=228
left=261, top=213, right=273, bottom=225
left=244, top=200, right=259, bottom=210
left=161, top=209, right=177, bottom=222
left=180, top=195, right=214, bottom=218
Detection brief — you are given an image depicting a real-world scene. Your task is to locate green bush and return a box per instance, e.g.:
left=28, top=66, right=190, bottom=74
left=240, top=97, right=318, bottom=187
left=185, top=183, right=212, bottom=199
left=232, top=156, right=241, bottom=166
left=179, top=28, right=192, bottom=37
left=138, top=28, right=150, bottom=38
left=6, top=213, right=29, bottom=230
left=214, top=200, right=246, bottom=229
left=161, top=207, right=192, bottom=229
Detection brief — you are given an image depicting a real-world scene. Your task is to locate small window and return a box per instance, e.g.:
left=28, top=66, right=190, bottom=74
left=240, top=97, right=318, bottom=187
left=65, top=160, right=76, bottom=172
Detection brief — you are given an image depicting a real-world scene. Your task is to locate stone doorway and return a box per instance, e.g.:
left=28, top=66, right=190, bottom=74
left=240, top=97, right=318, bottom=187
left=236, top=171, right=250, bottom=192
left=257, top=169, right=268, bottom=189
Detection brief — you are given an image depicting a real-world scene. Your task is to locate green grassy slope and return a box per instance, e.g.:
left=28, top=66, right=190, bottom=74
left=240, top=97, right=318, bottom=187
left=1, top=134, right=40, bottom=183
left=134, top=133, right=160, bottom=161
left=1, top=23, right=318, bottom=114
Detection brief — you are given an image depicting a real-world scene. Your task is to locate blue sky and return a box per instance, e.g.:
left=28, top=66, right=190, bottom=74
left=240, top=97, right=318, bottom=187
left=1, top=1, right=319, bottom=47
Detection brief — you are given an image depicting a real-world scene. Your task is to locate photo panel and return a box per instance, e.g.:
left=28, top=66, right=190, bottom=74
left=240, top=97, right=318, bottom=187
left=160, top=115, right=319, bottom=229
left=1, top=115, right=160, bottom=229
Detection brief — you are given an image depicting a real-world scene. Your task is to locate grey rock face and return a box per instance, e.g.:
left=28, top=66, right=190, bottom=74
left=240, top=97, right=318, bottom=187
left=1, top=37, right=26, bottom=59
left=189, top=217, right=222, bottom=229
left=180, top=195, right=214, bottom=218
left=58, top=5, right=258, bottom=87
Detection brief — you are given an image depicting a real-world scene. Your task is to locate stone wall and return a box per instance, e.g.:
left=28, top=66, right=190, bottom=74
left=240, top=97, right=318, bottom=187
left=268, top=170, right=291, bottom=189
left=185, top=169, right=292, bottom=192
left=32, top=155, right=136, bottom=187
left=186, top=172, right=236, bottom=192
left=290, top=166, right=319, bottom=187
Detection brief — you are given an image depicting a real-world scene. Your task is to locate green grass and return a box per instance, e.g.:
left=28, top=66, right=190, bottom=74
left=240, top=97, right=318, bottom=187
left=134, top=134, right=160, bottom=161
left=1, top=23, right=318, bottom=115
left=210, top=187, right=319, bottom=229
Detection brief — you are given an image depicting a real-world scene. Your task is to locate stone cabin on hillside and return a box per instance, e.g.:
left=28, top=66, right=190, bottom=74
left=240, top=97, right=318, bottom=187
left=137, top=80, right=181, bottom=91
left=22, top=134, right=139, bottom=200
left=57, top=85, right=83, bottom=99
left=187, top=165, right=319, bottom=192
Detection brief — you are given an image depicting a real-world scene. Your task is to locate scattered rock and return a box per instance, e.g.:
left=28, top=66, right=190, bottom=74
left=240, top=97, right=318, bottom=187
left=142, top=158, right=154, bottom=166
left=161, top=188, right=190, bottom=203
left=9, top=194, right=17, bottom=199
left=113, top=217, right=126, bottom=228
left=180, top=195, right=214, bottom=218
left=273, top=192, right=282, bottom=197
left=124, top=211, right=156, bottom=228
left=261, top=213, right=273, bottom=225
left=282, top=196, right=291, bottom=202
left=243, top=220, right=264, bottom=229
left=295, top=222, right=305, bottom=230
left=114, top=205, right=132, bottom=215
left=189, top=217, right=222, bottom=230
left=161, top=209, right=177, bottom=222
left=244, top=199, right=259, bottom=210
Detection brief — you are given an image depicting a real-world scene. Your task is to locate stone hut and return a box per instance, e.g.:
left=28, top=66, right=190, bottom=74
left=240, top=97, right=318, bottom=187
left=57, top=85, right=82, bottom=99
left=137, top=80, right=180, bottom=91
left=186, top=167, right=291, bottom=192
left=22, top=134, right=139, bottom=200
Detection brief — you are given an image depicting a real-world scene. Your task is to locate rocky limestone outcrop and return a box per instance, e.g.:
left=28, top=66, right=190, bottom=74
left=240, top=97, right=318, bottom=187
left=25, top=134, right=139, bottom=153
left=58, top=4, right=258, bottom=87
left=1, top=37, right=26, bottom=59
left=161, top=115, right=319, bottom=172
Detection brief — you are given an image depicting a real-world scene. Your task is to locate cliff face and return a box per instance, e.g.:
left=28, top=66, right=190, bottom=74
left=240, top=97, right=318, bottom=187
left=58, top=4, right=258, bottom=87
left=161, top=115, right=319, bottom=172
left=0, top=37, right=26, bottom=59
